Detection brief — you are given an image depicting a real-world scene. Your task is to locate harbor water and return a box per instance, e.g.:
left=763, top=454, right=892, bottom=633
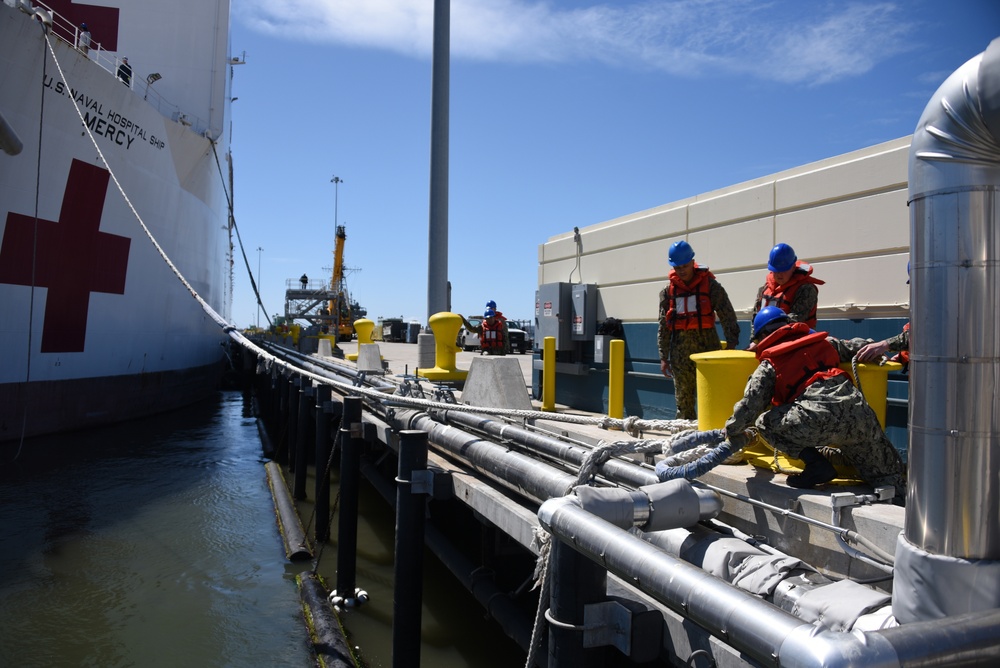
left=0, top=391, right=525, bottom=667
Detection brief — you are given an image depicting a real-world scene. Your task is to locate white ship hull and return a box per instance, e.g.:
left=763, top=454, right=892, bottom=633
left=0, top=0, right=233, bottom=440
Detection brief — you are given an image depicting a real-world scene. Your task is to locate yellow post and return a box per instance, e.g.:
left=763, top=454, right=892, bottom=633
left=608, top=339, right=624, bottom=419
left=542, top=336, right=556, bottom=412
left=839, top=361, right=902, bottom=428
left=347, top=318, right=375, bottom=361
left=690, top=350, right=759, bottom=431
left=417, top=312, right=468, bottom=381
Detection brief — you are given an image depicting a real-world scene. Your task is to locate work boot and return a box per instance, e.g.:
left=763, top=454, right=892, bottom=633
left=787, top=447, right=837, bottom=489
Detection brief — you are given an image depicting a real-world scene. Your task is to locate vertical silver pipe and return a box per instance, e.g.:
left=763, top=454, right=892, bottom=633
left=426, top=0, right=450, bottom=323
left=898, top=37, right=1000, bottom=622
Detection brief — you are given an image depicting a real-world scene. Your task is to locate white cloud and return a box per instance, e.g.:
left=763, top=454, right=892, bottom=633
left=234, top=0, right=917, bottom=84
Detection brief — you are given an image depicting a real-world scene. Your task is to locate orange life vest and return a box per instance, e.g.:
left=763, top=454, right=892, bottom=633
left=756, top=322, right=848, bottom=405
left=480, top=318, right=505, bottom=351
left=666, top=265, right=716, bottom=330
left=894, top=322, right=910, bottom=365
left=759, top=261, right=824, bottom=329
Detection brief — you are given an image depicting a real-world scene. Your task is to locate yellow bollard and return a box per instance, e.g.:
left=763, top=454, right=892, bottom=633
left=608, top=339, right=624, bottom=419
left=839, top=361, right=902, bottom=429
left=690, top=350, right=759, bottom=431
left=347, top=318, right=375, bottom=361
left=691, top=349, right=900, bottom=482
left=542, top=336, right=556, bottom=412
left=417, top=312, right=468, bottom=381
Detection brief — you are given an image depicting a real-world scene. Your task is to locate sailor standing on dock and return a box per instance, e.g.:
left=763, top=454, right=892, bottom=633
left=657, top=241, right=739, bottom=420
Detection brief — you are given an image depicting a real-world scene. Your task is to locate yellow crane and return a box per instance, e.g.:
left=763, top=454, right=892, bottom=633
left=329, top=225, right=354, bottom=341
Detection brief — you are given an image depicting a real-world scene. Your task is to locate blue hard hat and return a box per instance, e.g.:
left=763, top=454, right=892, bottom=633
left=768, top=243, right=797, bottom=272
left=753, top=306, right=789, bottom=340
left=486, top=300, right=497, bottom=309
left=668, top=240, right=695, bottom=267
left=484, top=308, right=496, bottom=318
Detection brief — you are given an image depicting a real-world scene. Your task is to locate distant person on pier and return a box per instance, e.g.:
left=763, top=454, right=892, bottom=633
left=658, top=240, right=740, bottom=420
left=117, top=57, right=132, bottom=86
left=749, top=243, right=823, bottom=345
left=461, top=309, right=507, bottom=355
left=485, top=299, right=511, bottom=354
left=299, top=273, right=308, bottom=289
left=78, top=23, right=91, bottom=55
left=723, top=306, right=906, bottom=496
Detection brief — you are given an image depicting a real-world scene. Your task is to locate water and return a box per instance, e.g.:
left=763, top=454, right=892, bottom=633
left=0, top=391, right=526, bottom=667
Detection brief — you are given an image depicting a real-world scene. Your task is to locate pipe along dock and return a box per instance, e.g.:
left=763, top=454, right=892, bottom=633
left=234, top=337, right=1000, bottom=668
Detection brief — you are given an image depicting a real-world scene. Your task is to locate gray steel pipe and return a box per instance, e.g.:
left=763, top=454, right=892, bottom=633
left=403, top=411, right=581, bottom=502
left=440, top=408, right=656, bottom=488
left=541, top=498, right=1000, bottom=667
left=907, top=36, right=1000, bottom=560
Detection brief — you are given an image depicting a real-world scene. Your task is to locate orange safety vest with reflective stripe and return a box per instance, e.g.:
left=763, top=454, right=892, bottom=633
left=759, top=261, right=824, bottom=329
left=666, top=266, right=716, bottom=330
left=756, top=322, right=848, bottom=406
left=480, top=318, right=505, bottom=351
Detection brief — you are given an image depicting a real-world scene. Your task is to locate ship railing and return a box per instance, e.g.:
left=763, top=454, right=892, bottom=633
left=19, top=0, right=211, bottom=136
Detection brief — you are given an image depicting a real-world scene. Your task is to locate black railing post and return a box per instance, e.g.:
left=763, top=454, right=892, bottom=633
left=392, top=430, right=429, bottom=668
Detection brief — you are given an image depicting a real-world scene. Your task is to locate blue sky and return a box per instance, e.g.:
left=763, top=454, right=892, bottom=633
left=228, top=0, right=999, bottom=328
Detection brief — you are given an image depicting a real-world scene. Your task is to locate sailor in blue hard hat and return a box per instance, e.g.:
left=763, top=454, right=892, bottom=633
left=750, top=243, right=824, bottom=343
left=722, top=304, right=906, bottom=497
left=658, top=239, right=740, bottom=419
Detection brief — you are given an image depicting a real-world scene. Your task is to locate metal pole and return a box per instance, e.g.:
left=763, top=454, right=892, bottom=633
left=314, top=384, right=334, bottom=543
left=426, top=0, right=450, bottom=322
left=335, top=396, right=363, bottom=603
left=331, top=175, right=342, bottom=227
left=287, top=377, right=299, bottom=471
left=294, top=379, right=312, bottom=500
left=256, top=246, right=263, bottom=328
left=548, top=537, right=607, bottom=667
left=392, top=430, right=429, bottom=668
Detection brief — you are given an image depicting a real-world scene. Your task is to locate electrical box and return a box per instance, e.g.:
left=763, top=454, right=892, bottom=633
left=536, top=283, right=572, bottom=350
left=535, top=282, right=597, bottom=351
left=571, top=283, right=597, bottom=341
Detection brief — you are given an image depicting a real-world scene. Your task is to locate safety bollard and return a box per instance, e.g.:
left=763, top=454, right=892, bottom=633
left=416, top=312, right=468, bottom=381
left=542, top=336, right=556, bottom=412
left=348, top=318, right=375, bottom=361
left=608, top=338, right=625, bottom=419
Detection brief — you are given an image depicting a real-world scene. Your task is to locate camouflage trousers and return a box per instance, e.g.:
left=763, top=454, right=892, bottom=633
left=756, top=376, right=907, bottom=492
left=669, top=329, right=722, bottom=420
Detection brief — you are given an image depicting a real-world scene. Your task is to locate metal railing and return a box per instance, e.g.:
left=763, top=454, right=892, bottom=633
left=18, top=0, right=210, bottom=134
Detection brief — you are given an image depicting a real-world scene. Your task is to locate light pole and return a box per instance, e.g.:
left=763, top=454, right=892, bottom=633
left=256, top=246, right=263, bottom=328
left=330, top=175, right=343, bottom=227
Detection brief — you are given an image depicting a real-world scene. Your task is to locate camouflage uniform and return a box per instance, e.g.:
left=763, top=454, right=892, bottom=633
left=750, top=282, right=818, bottom=339
left=829, top=329, right=909, bottom=360
left=658, top=279, right=740, bottom=420
left=725, top=342, right=907, bottom=493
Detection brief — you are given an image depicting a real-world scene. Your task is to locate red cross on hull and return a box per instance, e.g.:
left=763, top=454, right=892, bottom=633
left=0, top=160, right=131, bottom=353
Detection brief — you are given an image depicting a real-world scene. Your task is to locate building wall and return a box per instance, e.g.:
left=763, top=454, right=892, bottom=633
left=535, top=136, right=913, bottom=453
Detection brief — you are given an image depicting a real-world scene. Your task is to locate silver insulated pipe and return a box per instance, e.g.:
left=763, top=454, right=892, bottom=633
left=897, top=37, right=1000, bottom=623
